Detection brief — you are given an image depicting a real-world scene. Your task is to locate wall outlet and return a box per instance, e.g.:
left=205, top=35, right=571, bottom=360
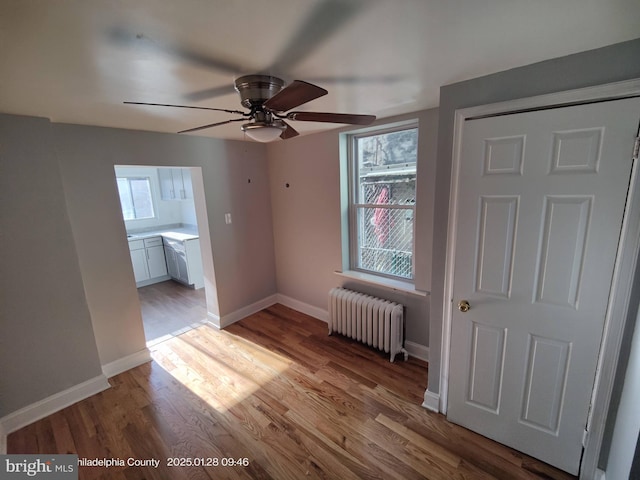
left=224, top=213, right=232, bottom=225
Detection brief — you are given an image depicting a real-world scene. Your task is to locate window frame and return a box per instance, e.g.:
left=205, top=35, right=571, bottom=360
left=347, top=122, right=418, bottom=282
left=116, top=175, right=156, bottom=221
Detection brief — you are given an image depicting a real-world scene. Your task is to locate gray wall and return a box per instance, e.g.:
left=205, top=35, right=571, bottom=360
left=267, top=108, right=438, bottom=348
left=428, top=37, right=640, bottom=396
left=0, top=115, right=103, bottom=416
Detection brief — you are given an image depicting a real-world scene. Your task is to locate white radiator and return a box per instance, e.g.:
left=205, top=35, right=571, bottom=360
left=328, top=287, right=408, bottom=362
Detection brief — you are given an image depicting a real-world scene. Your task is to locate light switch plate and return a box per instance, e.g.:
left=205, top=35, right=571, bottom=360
left=225, top=213, right=232, bottom=224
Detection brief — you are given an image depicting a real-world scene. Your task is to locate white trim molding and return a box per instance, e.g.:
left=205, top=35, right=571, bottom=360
left=583, top=113, right=640, bottom=477
left=208, top=294, right=325, bottom=329
left=102, top=349, right=152, bottom=378
left=405, top=341, right=429, bottom=362
left=206, top=311, right=221, bottom=329
left=439, top=78, right=640, bottom=479
left=334, top=270, right=428, bottom=297
left=422, top=389, right=440, bottom=413
left=276, top=294, right=329, bottom=323
left=219, top=294, right=279, bottom=329
left=0, top=375, right=110, bottom=440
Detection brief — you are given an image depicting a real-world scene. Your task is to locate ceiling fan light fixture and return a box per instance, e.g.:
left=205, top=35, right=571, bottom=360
left=241, top=121, right=286, bottom=142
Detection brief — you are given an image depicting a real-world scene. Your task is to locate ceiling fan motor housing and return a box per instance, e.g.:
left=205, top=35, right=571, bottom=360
left=234, top=75, right=285, bottom=109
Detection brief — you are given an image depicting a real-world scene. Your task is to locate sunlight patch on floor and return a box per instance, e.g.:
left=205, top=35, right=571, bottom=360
left=150, top=324, right=292, bottom=413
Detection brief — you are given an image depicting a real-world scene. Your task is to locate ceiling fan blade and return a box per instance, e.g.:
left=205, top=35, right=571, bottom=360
left=183, top=85, right=237, bottom=102
left=287, top=111, right=376, bottom=125
left=107, top=27, right=245, bottom=74
left=178, top=117, right=247, bottom=134
left=306, top=74, right=404, bottom=85
left=269, top=0, right=368, bottom=73
left=170, top=47, right=245, bottom=75
left=280, top=121, right=300, bottom=140
left=124, top=101, right=246, bottom=115
left=263, top=80, right=327, bottom=112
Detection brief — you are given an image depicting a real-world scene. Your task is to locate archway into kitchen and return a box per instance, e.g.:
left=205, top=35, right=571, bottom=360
left=114, top=165, right=217, bottom=347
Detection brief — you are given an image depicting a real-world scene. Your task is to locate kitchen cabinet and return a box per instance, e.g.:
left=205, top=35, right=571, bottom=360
left=146, top=245, right=168, bottom=278
left=128, top=236, right=168, bottom=286
left=163, top=236, right=203, bottom=289
left=158, top=168, right=192, bottom=201
left=129, top=243, right=149, bottom=283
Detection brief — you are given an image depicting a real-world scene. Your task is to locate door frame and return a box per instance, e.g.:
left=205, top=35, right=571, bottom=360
left=440, top=78, right=640, bottom=477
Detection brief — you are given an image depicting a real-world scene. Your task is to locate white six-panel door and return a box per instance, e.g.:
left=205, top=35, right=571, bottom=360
left=447, top=97, right=640, bottom=474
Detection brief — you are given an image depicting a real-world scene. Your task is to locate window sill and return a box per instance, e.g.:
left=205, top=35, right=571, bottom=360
left=334, top=270, right=428, bottom=297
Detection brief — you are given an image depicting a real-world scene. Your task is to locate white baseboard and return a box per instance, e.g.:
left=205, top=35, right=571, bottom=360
left=0, top=374, right=110, bottom=442
left=219, top=294, right=279, bottom=328
left=276, top=294, right=329, bottom=323
left=206, top=311, right=221, bottom=329
left=422, top=389, right=440, bottom=413
left=136, top=274, right=171, bottom=288
left=102, top=349, right=152, bottom=378
left=595, top=469, right=606, bottom=480
left=405, top=341, right=429, bottom=362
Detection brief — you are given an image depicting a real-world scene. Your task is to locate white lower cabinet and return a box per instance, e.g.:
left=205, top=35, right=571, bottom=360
left=146, top=244, right=168, bottom=278
left=130, top=247, right=149, bottom=283
left=128, top=236, right=168, bottom=287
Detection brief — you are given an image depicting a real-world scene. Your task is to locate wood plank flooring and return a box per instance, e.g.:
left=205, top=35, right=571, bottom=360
left=8, top=304, right=576, bottom=479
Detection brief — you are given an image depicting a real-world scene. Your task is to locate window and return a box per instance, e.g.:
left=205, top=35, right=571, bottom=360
left=116, top=176, right=155, bottom=220
left=348, top=124, right=418, bottom=280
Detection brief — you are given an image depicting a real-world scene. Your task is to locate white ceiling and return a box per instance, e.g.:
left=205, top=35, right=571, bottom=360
left=1, top=0, right=639, bottom=141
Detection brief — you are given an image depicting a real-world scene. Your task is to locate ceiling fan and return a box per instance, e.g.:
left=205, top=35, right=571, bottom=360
left=125, top=74, right=376, bottom=142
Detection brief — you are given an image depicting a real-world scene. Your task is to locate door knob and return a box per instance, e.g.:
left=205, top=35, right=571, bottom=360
left=458, top=300, right=470, bottom=312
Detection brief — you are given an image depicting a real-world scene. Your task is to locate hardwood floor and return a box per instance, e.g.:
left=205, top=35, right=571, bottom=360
left=137, top=280, right=207, bottom=344
left=8, top=304, right=576, bottom=479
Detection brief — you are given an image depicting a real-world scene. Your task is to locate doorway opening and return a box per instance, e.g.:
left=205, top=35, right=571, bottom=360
left=114, top=165, right=212, bottom=346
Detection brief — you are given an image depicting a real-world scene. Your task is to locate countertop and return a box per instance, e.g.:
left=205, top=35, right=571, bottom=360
left=127, top=226, right=199, bottom=242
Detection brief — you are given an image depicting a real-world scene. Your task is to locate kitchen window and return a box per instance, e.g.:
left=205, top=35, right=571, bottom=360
left=347, top=123, right=418, bottom=281
left=116, top=176, right=155, bottom=221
